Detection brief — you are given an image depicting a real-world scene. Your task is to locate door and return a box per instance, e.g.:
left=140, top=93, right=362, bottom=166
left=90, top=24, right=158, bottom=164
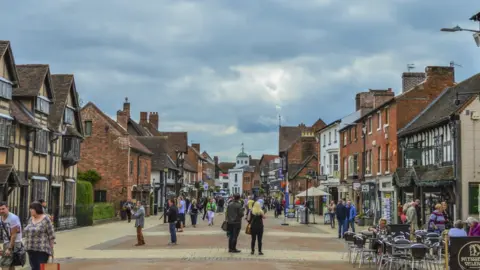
left=51, top=187, right=60, bottom=228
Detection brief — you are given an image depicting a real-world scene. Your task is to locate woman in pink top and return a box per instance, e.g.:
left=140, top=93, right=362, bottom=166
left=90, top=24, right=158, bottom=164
left=466, top=217, right=480, bottom=236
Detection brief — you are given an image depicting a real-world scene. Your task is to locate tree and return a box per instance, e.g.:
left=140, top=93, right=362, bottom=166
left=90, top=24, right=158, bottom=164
left=214, top=186, right=221, bottom=192
left=78, top=170, right=102, bottom=186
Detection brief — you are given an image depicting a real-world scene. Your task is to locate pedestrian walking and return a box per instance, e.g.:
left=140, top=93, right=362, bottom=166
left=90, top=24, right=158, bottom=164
left=132, top=201, right=145, bottom=246
left=177, top=196, right=185, bottom=232
left=248, top=201, right=265, bottom=255
left=346, top=200, right=356, bottom=232
left=226, top=194, right=244, bottom=253
left=328, top=200, right=336, bottom=228
left=207, top=198, right=217, bottom=226
left=24, top=201, right=55, bottom=270
left=166, top=199, right=178, bottom=245
left=217, top=197, right=225, bottom=213
left=335, top=199, right=347, bottom=238
left=188, top=199, right=199, bottom=228
left=0, top=201, right=25, bottom=270
left=123, top=199, right=133, bottom=223
left=202, top=197, right=208, bottom=221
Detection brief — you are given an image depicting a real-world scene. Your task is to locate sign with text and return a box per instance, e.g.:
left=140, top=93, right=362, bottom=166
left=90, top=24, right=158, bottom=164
left=449, top=237, right=480, bottom=269
left=286, top=204, right=296, bottom=218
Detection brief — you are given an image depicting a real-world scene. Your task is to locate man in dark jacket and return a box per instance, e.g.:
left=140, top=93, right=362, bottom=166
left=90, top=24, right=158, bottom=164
left=226, top=193, right=244, bottom=253
left=166, top=199, right=178, bottom=245
left=336, top=199, right=348, bottom=238
left=415, top=199, right=422, bottom=229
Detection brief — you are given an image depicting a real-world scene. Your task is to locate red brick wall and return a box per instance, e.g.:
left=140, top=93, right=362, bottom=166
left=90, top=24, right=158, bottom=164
left=128, top=152, right=152, bottom=191
left=290, top=157, right=318, bottom=195
left=243, top=171, right=254, bottom=193
left=339, top=125, right=364, bottom=181
left=80, top=106, right=129, bottom=204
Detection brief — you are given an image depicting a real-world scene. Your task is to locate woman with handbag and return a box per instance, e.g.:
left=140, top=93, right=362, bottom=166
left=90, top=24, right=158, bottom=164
left=24, top=202, right=55, bottom=270
left=188, top=199, right=200, bottom=228
left=247, top=201, right=265, bottom=255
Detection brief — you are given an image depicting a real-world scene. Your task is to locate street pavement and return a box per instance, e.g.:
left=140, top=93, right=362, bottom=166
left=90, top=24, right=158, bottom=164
left=42, top=212, right=367, bottom=269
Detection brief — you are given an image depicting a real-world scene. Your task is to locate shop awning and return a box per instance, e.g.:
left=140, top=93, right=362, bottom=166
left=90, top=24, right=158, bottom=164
left=393, top=167, right=414, bottom=188
left=296, top=187, right=331, bottom=197
left=412, top=165, right=454, bottom=187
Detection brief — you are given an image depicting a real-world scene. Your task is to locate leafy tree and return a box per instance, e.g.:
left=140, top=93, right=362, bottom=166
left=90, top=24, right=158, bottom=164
left=78, top=170, right=102, bottom=186
left=215, top=186, right=221, bottom=192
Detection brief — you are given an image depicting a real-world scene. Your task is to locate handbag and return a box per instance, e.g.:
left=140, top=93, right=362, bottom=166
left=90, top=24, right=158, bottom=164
left=40, top=256, right=60, bottom=270
left=245, top=223, right=251, bottom=235
left=221, top=221, right=228, bottom=232
left=0, top=221, right=26, bottom=267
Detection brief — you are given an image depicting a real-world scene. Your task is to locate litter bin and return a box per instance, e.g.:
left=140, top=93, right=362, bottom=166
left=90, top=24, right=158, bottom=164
left=298, top=207, right=306, bottom=224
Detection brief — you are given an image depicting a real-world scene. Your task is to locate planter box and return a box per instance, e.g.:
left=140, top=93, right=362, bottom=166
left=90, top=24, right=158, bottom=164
left=357, top=218, right=365, bottom=226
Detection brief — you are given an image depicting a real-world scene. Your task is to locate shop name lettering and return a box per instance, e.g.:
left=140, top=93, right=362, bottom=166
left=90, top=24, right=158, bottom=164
left=460, top=256, right=480, bottom=267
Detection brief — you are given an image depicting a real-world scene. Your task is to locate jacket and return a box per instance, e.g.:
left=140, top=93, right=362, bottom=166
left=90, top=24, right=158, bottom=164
left=133, top=206, right=145, bottom=228
left=226, top=200, right=244, bottom=224
left=348, top=205, right=357, bottom=221
left=469, top=222, right=480, bottom=236
left=336, top=203, right=347, bottom=220
left=406, top=206, right=419, bottom=230
left=166, top=205, right=178, bottom=224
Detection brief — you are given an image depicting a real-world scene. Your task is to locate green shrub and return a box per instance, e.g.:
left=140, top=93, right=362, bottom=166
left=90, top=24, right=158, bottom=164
left=76, top=180, right=93, bottom=206
left=78, top=170, right=102, bottom=186
left=93, top=203, right=115, bottom=220
left=149, top=193, right=154, bottom=215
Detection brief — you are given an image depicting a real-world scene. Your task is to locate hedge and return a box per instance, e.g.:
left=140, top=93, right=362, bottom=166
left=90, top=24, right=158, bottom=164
left=76, top=180, right=94, bottom=226
left=93, top=203, right=115, bottom=220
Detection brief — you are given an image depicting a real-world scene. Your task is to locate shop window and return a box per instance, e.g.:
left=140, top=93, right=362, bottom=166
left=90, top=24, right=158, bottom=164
left=469, top=183, right=479, bottom=215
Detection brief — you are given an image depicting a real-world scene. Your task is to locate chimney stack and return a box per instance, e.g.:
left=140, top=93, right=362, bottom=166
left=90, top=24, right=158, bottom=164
left=116, top=110, right=128, bottom=130
left=139, top=112, right=148, bottom=125
left=355, top=89, right=395, bottom=111
left=149, top=112, right=159, bottom=130
left=192, top=143, right=200, bottom=153
left=425, top=66, right=454, bottom=84
left=123, top=97, right=130, bottom=118
left=402, top=72, right=426, bottom=93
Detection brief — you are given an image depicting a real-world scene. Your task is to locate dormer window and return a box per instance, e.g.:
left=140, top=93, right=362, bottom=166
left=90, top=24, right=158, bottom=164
left=36, top=96, right=50, bottom=115
left=64, top=107, right=75, bottom=125
left=0, top=78, right=12, bottom=100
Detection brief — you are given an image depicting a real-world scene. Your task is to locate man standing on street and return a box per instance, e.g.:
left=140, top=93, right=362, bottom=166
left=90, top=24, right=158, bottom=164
left=0, top=202, right=22, bottom=270
left=226, top=194, right=244, bottom=253
left=346, top=200, right=357, bottom=233
left=335, top=199, right=347, bottom=238
left=166, top=199, right=178, bottom=245
left=132, top=201, right=145, bottom=246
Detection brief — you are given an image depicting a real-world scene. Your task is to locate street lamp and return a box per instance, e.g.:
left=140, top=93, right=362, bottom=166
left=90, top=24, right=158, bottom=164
left=163, top=168, right=168, bottom=224
left=441, top=12, right=480, bottom=47
left=175, top=151, right=185, bottom=197
left=305, top=169, right=317, bottom=225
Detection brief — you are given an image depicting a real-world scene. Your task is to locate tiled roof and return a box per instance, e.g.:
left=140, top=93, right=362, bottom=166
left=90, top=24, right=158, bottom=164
left=0, top=41, right=19, bottom=85
left=128, top=118, right=152, bottom=136
left=0, top=41, right=8, bottom=57
left=10, top=101, right=40, bottom=128
left=398, top=73, right=480, bottom=137
left=279, top=126, right=302, bottom=152
left=250, top=159, right=260, bottom=167
left=82, top=102, right=127, bottom=135
left=259, top=154, right=278, bottom=166
left=183, top=158, right=197, bottom=172
left=218, top=162, right=235, bottom=172
left=49, top=74, right=73, bottom=129
left=189, top=146, right=206, bottom=160
left=159, top=132, right=188, bottom=161
left=128, top=135, right=153, bottom=155
left=15, top=65, right=53, bottom=98
left=136, top=137, right=177, bottom=171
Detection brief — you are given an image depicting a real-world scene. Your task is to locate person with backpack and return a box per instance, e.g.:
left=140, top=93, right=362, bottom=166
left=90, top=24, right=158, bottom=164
left=188, top=199, right=200, bottom=228
left=206, top=198, right=217, bottom=226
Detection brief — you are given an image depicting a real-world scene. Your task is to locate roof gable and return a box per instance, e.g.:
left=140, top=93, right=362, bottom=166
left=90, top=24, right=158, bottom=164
left=398, top=73, right=480, bottom=137
left=50, top=75, right=77, bottom=129
left=289, top=155, right=318, bottom=179
left=15, top=64, right=54, bottom=99
left=0, top=41, right=19, bottom=85
left=279, top=126, right=302, bottom=152
left=82, top=102, right=127, bottom=135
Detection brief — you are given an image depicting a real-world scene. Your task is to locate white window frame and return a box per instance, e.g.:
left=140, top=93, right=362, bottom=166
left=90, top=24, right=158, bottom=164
left=368, top=116, right=373, bottom=134
left=384, top=106, right=390, bottom=126
left=34, top=129, right=49, bottom=154
left=348, top=156, right=354, bottom=176
left=385, top=144, right=390, bottom=174
left=0, top=78, right=13, bottom=100
left=334, top=129, right=337, bottom=143
left=64, top=106, right=75, bottom=125
left=36, top=96, right=50, bottom=115
left=328, top=132, right=331, bottom=144
left=377, top=147, right=382, bottom=175
left=377, top=111, right=382, bottom=131
left=343, top=157, right=347, bottom=180
left=332, top=153, right=339, bottom=172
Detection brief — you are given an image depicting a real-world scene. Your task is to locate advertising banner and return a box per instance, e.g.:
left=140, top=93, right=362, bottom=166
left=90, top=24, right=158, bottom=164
left=449, top=237, right=480, bottom=269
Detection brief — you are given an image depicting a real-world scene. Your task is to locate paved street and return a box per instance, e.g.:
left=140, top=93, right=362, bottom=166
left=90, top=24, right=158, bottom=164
left=49, top=212, right=365, bottom=269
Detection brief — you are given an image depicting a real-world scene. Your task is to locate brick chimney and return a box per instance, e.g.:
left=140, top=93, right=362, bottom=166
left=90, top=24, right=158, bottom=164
left=402, top=72, right=426, bottom=92
left=214, top=156, right=219, bottom=165
left=123, top=97, right=130, bottom=118
left=149, top=112, right=159, bottom=130
left=139, top=112, right=148, bottom=125
left=116, top=110, right=128, bottom=130
left=355, top=89, right=394, bottom=111
left=425, top=66, right=454, bottom=84
left=192, top=143, right=200, bottom=153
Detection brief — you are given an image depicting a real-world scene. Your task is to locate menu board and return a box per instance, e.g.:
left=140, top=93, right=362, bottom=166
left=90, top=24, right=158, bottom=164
left=383, top=194, right=392, bottom=224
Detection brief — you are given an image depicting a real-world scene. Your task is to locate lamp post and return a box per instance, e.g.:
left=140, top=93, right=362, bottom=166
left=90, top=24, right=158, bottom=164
left=163, top=168, right=168, bottom=224
left=175, top=151, right=185, bottom=197
left=441, top=12, right=480, bottom=47
left=305, top=170, right=317, bottom=225
left=280, top=151, right=289, bottom=226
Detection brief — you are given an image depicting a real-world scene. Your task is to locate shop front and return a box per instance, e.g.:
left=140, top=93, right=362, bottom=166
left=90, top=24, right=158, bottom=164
left=361, top=182, right=376, bottom=219
left=393, top=165, right=456, bottom=226
left=378, top=176, right=395, bottom=224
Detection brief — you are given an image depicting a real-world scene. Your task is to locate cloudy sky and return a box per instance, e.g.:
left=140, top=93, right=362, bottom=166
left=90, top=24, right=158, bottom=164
left=1, top=0, right=479, bottom=161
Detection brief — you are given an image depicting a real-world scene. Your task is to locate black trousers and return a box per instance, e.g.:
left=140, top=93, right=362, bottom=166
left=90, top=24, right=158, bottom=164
left=227, top=223, right=241, bottom=251
left=203, top=208, right=208, bottom=220
left=27, top=250, right=50, bottom=270
left=126, top=209, right=132, bottom=222
left=251, top=229, right=264, bottom=252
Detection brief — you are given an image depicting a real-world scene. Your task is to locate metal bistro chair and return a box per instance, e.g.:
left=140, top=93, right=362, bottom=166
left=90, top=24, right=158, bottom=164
left=352, top=234, right=377, bottom=268
left=409, top=243, right=430, bottom=269
left=343, top=231, right=356, bottom=262
left=383, top=239, right=411, bottom=269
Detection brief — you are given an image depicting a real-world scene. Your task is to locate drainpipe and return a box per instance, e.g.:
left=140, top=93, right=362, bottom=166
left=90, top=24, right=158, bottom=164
left=137, top=154, right=141, bottom=202
left=48, top=133, right=60, bottom=209
left=451, top=116, right=462, bottom=220
left=26, top=128, right=34, bottom=202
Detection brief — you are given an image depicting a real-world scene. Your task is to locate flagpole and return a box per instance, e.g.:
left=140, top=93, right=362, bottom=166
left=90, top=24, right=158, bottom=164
left=281, top=171, right=289, bottom=226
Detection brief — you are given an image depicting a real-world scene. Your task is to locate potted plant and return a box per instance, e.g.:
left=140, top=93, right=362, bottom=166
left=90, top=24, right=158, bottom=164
left=356, top=213, right=365, bottom=226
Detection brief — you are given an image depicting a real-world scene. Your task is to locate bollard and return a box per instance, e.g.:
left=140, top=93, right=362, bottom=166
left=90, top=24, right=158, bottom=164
left=443, top=230, right=449, bottom=270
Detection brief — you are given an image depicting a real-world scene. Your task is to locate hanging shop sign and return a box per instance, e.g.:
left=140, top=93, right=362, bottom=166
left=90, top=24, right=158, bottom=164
left=449, top=237, right=480, bottom=269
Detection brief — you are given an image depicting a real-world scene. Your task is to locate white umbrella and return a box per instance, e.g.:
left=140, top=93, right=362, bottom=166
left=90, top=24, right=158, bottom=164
left=296, top=187, right=331, bottom=197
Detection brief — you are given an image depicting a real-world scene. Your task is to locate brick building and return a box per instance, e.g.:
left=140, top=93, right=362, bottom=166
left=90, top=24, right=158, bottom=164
left=279, top=119, right=325, bottom=202
left=79, top=102, right=153, bottom=210
left=339, top=66, right=455, bottom=223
